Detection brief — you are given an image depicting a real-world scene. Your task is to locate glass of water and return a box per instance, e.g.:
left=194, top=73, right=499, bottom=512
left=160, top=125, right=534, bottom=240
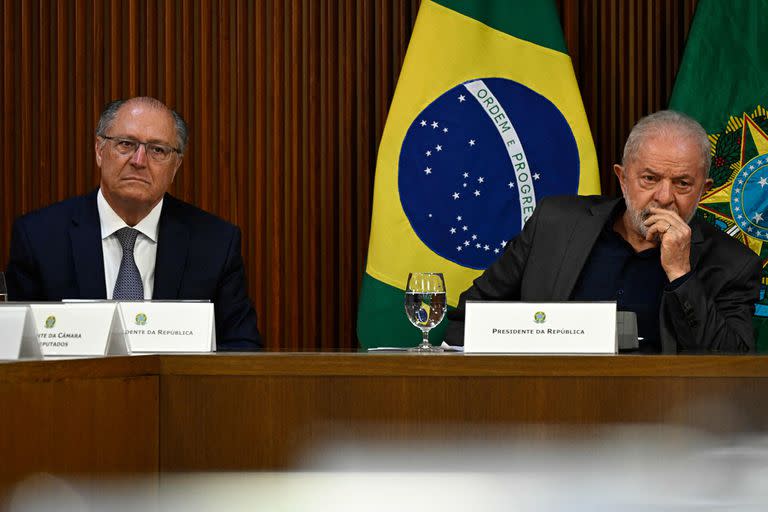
left=404, top=272, right=447, bottom=352
left=0, top=272, right=6, bottom=302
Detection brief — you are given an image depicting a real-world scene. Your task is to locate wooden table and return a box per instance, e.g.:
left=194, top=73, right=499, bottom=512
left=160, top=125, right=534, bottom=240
left=3, top=353, right=768, bottom=498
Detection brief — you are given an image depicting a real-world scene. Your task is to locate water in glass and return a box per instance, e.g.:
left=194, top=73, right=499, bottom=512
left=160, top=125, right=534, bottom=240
left=404, top=272, right=446, bottom=352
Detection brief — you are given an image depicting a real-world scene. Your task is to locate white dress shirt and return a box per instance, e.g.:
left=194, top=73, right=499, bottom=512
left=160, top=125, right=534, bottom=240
left=97, top=188, right=163, bottom=300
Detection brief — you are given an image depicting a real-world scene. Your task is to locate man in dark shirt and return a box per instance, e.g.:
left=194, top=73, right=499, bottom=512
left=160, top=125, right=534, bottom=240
left=445, top=110, right=761, bottom=353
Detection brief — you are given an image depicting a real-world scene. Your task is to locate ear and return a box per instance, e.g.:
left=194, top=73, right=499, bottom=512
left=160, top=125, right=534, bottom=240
left=171, top=155, right=183, bottom=181
left=95, top=138, right=104, bottom=167
left=613, top=164, right=626, bottom=189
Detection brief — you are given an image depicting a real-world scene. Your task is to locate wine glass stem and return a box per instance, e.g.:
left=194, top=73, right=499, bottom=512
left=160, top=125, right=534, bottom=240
left=420, top=329, right=431, bottom=349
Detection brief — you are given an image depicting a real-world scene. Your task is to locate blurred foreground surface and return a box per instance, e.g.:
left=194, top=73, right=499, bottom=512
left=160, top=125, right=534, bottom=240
left=6, top=426, right=768, bottom=511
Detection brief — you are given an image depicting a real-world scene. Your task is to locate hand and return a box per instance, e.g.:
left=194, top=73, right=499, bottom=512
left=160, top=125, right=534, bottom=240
left=643, top=207, right=691, bottom=281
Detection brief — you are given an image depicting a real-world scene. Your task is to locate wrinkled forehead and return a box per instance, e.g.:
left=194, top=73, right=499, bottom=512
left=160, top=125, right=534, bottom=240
left=629, top=133, right=708, bottom=177
left=111, top=102, right=177, bottom=142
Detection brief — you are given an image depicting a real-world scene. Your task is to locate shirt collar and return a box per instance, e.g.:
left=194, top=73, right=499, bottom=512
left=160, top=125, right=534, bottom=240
left=97, top=188, right=163, bottom=243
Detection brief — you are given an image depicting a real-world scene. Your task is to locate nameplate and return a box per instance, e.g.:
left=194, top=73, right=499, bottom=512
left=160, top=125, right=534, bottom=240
left=29, top=303, right=128, bottom=357
left=0, top=305, right=42, bottom=360
left=118, top=302, right=215, bottom=353
left=464, top=301, right=617, bottom=354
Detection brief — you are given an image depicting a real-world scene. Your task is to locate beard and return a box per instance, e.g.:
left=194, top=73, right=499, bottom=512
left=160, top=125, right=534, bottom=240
left=623, top=195, right=697, bottom=243
left=625, top=197, right=665, bottom=240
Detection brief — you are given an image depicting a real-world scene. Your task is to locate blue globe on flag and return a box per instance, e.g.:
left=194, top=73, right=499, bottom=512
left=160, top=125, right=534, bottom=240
left=398, top=77, right=581, bottom=269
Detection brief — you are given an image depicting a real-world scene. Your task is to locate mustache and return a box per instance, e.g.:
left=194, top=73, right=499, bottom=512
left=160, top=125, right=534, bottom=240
left=639, top=204, right=677, bottom=220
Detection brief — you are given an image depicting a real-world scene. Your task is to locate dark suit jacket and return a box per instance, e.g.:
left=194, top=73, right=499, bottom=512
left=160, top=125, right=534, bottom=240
left=6, top=190, right=262, bottom=351
left=445, top=195, right=761, bottom=353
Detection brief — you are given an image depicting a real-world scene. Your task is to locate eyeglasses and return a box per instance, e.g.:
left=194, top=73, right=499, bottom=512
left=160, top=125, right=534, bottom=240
left=100, top=135, right=181, bottom=163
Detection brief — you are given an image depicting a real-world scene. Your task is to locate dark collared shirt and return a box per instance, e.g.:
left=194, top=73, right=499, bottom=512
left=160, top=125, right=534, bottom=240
left=570, top=211, right=687, bottom=353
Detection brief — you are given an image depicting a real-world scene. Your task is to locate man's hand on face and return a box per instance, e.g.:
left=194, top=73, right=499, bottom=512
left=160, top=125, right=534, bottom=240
left=644, top=206, right=692, bottom=281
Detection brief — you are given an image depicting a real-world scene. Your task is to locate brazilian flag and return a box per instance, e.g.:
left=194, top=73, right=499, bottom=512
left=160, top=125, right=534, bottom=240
left=357, top=0, right=600, bottom=349
left=669, top=0, right=768, bottom=351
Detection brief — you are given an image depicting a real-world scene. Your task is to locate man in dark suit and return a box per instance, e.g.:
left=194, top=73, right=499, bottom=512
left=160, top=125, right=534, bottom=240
left=6, top=96, right=261, bottom=351
left=446, top=111, right=761, bottom=353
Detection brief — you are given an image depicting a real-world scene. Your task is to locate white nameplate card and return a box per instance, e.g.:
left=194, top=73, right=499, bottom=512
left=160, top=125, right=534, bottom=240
left=464, top=301, right=617, bottom=354
left=29, top=303, right=128, bottom=357
left=0, top=305, right=42, bottom=360
left=118, top=302, right=215, bottom=353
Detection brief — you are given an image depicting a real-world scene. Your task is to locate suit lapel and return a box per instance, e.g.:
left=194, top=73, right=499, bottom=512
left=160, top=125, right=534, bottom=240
left=70, top=191, right=108, bottom=299
left=688, top=218, right=705, bottom=271
left=153, top=196, right=190, bottom=299
left=551, top=198, right=621, bottom=299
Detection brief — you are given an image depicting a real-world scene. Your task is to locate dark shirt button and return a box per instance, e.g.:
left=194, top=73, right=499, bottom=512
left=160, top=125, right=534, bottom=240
left=617, top=289, right=624, bottom=296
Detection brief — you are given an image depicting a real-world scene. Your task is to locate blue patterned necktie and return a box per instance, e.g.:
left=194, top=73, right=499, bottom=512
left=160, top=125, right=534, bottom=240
left=112, top=227, right=144, bottom=300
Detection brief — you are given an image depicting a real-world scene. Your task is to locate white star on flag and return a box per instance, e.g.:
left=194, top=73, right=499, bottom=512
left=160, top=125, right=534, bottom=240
left=458, top=95, right=466, bottom=102
left=754, top=212, right=764, bottom=222
left=424, top=167, right=432, bottom=175
left=452, top=192, right=460, bottom=199
left=420, top=120, right=427, bottom=127
left=533, top=173, right=541, bottom=180
left=450, top=227, right=456, bottom=234
left=759, top=177, right=768, bottom=188
left=463, top=172, right=469, bottom=178
left=474, top=190, right=480, bottom=196
left=431, top=121, right=439, bottom=129
left=478, top=177, right=484, bottom=183
left=436, top=145, right=442, bottom=151
left=468, top=139, right=476, bottom=146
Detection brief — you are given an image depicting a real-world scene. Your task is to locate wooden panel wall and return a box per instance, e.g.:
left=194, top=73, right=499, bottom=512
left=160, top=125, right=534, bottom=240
left=0, top=0, right=696, bottom=350
left=561, top=0, right=698, bottom=194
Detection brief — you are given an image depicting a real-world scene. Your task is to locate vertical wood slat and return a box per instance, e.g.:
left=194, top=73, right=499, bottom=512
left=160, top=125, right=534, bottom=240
left=287, top=0, right=300, bottom=351
left=2, top=0, right=698, bottom=351
left=18, top=0, right=31, bottom=210
left=2, top=0, right=14, bottom=244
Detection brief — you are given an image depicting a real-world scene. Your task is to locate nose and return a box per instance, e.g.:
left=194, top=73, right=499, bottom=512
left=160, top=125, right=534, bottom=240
left=129, top=143, right=148, bottom=166
left=653, top=179, right=674, bottom=206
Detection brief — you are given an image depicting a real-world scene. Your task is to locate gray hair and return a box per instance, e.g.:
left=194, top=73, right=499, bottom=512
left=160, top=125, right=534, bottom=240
left=95, top=96, right=189, bottom=154
left=622, top=110, right=711, bottom=177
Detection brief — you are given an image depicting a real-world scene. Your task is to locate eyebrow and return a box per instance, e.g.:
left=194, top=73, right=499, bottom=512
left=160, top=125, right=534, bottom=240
left=641, top=168, right=695, bottom=180
left=110, top=134, right=175, bottom=146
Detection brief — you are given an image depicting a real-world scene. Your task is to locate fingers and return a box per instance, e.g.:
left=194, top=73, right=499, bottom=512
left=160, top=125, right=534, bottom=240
left=644, top=207, right=685, bottom=227
left=643, top=208, right=692, bottom=280
left=643, top=207, right=690, bottom=241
